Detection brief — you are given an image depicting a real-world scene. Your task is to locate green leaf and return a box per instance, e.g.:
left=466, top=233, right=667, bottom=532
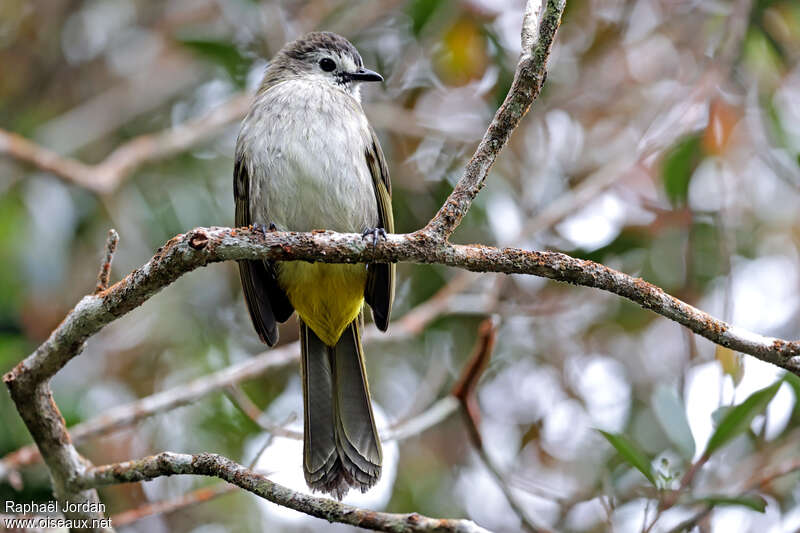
left=711, top=405, right=732, bottom=427
left=695, top=494, right=767, bottom=513
left=661, top=134, right=703, bottom=207
left=703, top=381, right=782, bottom=457
left=598, top=430, right=656, bottom=486
left=651, top=386, right=696, bottom=460
left=782, top=371, right=800, bottom=397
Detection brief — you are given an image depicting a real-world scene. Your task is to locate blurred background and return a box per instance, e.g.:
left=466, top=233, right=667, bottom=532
left=1, top=0, right=800, bottom=532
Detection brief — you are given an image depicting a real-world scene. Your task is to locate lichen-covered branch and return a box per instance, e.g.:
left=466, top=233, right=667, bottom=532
left=20, top=225, right=800, bottom=381
left=5, top=223, right=800, bottom=425
left=3, top=382, right=108, bottom=530
left=79, top=452, right=489, bottom=533
left=424, top=0, right=566, bottom=239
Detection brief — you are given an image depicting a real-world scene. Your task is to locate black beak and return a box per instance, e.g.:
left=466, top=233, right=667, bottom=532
left=347, top=67, right=383, bottom=83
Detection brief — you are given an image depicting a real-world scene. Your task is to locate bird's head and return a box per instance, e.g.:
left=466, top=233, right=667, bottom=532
left=264, top=32, right=383, bottom=100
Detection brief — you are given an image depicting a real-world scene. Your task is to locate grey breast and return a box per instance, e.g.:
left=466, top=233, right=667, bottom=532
left=236, top=79, right=379, bottom=233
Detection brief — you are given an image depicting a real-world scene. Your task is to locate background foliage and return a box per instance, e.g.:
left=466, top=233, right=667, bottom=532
left=1, top=0, right=800, bottom=531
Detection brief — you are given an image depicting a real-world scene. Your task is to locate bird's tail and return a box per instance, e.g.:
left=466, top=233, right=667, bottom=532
left=299, top=316, right=382, bottom=499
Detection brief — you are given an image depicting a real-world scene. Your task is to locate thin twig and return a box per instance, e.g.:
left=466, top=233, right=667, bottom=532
left=94, top=229, right=119, bottom=294
left=0, top=345, right=298, bottom=480
left=381, top=397, right=460, bottom=442
left=665, top=505, right=713, bottom=533
left=81, top=452, right=490, bottom=533
left=224, top=385, right=303, bottom=440
left=111, top=484, right=237, bottom=528
left=0, top=95, right=251, bottom=194
left=665, top=456, right=800, bottom=532
left=112, top=412, right=292, bottom=529
left=452, top=319, right=498, bottom=439
left=425, top=0, right=566, bottom=239
left=247, top=414, right=298, bottom=470
left=453, top=318, right=547, bottom=533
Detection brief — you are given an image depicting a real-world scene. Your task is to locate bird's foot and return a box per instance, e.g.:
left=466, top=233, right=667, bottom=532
left=253, top=222, right=278, bottom=236
left=361, top=227, right=387, bottom=254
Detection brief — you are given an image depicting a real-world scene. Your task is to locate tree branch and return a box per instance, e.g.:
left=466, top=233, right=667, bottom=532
left=4, top=222, right=798, bottom=521
left=2, top=382, right=108, bottom=530
left=0, top=94, right=251, bottom=194
left=10, top=225, right=798, bottom=391
left=424, top=0, right=566, bottom=239
left=78, top=452, right=489, bottom=533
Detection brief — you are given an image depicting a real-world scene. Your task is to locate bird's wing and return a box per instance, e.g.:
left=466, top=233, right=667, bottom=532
left=363, top=126, right=395, bottom=331
left=234, top=156, right=294, bottom=346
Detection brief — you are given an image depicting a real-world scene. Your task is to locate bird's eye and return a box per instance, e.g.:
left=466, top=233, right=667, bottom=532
left=319, top=58, right=336, bottom=72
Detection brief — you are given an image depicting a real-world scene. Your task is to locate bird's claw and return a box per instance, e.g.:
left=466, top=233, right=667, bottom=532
left=253, top=222, right=278, bottom=236
left=362, top=227, right=387, bottom=250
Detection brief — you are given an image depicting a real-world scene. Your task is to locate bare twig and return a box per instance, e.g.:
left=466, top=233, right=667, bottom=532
left=452, top=319, right=497, bottom=439
left=81, top=452, right=490, bottom=533
left=108, top=411, right=295, bottom=528
left=453, top=318, right=547, bottom=533
left=381, top=396, right=460, bottom=442
left=94, top=230, right=119, bottom=294
left=0, top=129, right=97, bottom=190
left=0, top=94, right=250, bottom=194
left=110, top=393, right=454, bottom=529
left=665, top=505, right=713, bottom=533
left=111, top=484, right=237, bottom=528
left=662, top=455, right=800, bottom=533
left=224, top=384, right=275, bottom=426
left=224, top=385, right=303, bottom=440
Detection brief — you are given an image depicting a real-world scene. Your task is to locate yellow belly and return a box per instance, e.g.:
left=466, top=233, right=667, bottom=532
left=278, top=262, right=367, bottom=347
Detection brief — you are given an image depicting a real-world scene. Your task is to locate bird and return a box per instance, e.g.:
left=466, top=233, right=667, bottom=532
left=233, top=31, right=394, bottom=500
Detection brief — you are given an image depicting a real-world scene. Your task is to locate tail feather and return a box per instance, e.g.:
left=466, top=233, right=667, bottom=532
left=332, top=319, right=381, bottom=489
left=300, top=321, right=338, bottom=486
left=300, top=317, right=382, bottom=499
